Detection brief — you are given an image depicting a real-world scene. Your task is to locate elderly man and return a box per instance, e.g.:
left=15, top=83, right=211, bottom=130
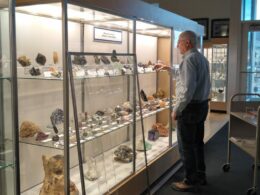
left=154, top=30, right=210, bottom=192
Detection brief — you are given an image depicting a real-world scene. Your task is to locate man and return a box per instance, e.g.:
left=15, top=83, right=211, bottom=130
left=154, top=30, right=210, bottom=192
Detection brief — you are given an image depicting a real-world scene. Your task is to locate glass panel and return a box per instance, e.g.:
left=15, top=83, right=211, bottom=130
left=68, top=53, right=135, bottom=194
left=0, top=0, right=15, bottom=194
left=16, top=3, right=67, bottom=195
left=135, top=20, right=172, bottom=169
left=211, top=44, right=228, bottom=102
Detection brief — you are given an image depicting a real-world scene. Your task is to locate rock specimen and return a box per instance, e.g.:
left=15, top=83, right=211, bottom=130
left=111, top=50, right=119, bottom=62
left=36, top=53, right=47, bottom=65
left=52, top=135, right=59, bottom=142
left=36, top=131, right=49, bottom=141
left=94, top=55, right=100, bottom=64
left=114, top=145, right=134, bottom=163
left=73, top=55, right=87, bottom=66
left=122, top=101, right=133, bottom=113
left=148, top=129, right=159, bottom=141
left=39, top=155, right=79, bottom=195
left=29, top=67, right=41, bottom=76
left=136, top=139, right=152, bottom=151
left=153, top=89, right=165, bottom=99
left=95, top=110, right=105, bottom=116
left=152, top=123, right=168, bottom=137
left=140, top=89, right=148, bottom=102
left=53, top=52, right=58, bottom=64
left=50, top=108, right=64, bottom=140
left=20, top=121, right=41, bottom=138
left=51, top=108, right=64, bottom=126
left=17, top=55, right=31, bottom=67
left=100, top=56, right=110, bottom=64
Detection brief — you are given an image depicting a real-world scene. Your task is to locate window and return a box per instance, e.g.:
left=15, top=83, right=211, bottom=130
left=242, top=0, right=260, bottom=20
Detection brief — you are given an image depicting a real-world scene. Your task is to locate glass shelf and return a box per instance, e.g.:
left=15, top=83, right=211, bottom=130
left=0, top=76, right=11, bottom=80
left=0, top=160, right=13, bottom=170
left=19, top=104, right=170, bottom=150
left=17, top=70, right=161, bottom=80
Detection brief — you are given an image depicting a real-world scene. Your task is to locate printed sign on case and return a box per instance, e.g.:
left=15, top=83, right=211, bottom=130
left=94, top=27, right=122, bottom=43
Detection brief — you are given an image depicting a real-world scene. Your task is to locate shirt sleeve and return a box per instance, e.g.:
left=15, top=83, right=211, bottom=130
left=173, top=56, right=197, bottom=115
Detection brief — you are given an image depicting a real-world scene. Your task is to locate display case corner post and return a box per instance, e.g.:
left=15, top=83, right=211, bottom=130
left=132, top=19, right=137, bottom=173
left=61, top=1, right=70, bottom=194
left=169, top=28, right=174, bottom=146
left=9, top=0, right=21, bottom=193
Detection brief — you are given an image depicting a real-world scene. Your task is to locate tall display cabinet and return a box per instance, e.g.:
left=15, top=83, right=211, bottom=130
left=204, top=38, right=229, bottom=112
left=0, top=0, right=19, bottom=194
left=13, top=0, right=203, bottom=194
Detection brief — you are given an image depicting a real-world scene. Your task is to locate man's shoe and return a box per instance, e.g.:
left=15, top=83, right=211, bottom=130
left=171, top=181, right=198, bottom=192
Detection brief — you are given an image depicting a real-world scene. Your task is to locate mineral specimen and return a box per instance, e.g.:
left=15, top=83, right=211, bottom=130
left=136, top=139, right=152, bottom=151
left=72, top=55, right=87, bottom=66
left=100, top=56, right=110, bottom=64
left=153, top=89, right=165, bottom=99
left=29, top=67, right=41, bottom=76
left=36, top=53, right=47, bottom=66
left=36, top=131, right=49, bottom=141
left=114, top=145, right=134, bottom=163
left=94, top=55, right=100, bottom=64
left=51, top=108, right=64, bottom=125
left=147, top=60, right=153, bottom=66
left=95, top=110, right=105, bottom=116
left=53, top=51, right=59, bottom=64
left=122, top=101, right=133, bottom=113
left=152, top=123, right=169, bottom=137
left=114, top=105, right=122, bottom=113
left=111, top=50, right=119, bottom=62
left=52, top=134, right=59, bottom=142
left=39, top=155, right=79, bottom=195
left=51, top=71, right=62, bottom=78
left=159, top=100, right=166, bottom=108
left=20, top=121, right=41, bottom=138
left=140, top=89, right=148, bottom=102
left=148, top=129, right=159, bottom=141
left=17, top=55, right=31, bottom=67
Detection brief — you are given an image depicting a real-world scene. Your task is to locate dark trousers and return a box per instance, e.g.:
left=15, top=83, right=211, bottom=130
left=177, top=101, right=209, bottom=184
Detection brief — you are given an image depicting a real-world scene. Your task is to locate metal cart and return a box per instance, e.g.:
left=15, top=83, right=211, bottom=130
left=223, top=93, right=260, bottom=195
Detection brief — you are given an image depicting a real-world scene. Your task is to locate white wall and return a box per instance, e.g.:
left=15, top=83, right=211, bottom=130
left=145, top=0, right=231, bottom=40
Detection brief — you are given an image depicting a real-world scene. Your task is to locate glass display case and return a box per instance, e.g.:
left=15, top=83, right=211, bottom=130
left=0, top=0, right=18, bottom=194
left=210, top=44, right=228, bottom=111
left=14, top=0, right=203, bottom=194
left=15, top=2, right=174, bottom=194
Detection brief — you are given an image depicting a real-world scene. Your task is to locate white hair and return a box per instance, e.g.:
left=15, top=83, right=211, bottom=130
left=180, top=31, right=197, bottom=47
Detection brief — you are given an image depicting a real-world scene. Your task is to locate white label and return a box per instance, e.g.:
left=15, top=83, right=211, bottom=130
left=94, top=27, right=122, bottom=43
left=75, top=70, right=85, bottom=77
left=43, top=71, right=52, bottom=77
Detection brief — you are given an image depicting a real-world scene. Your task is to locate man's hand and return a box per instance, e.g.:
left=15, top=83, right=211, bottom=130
left=171, top=111, right=177, bottom=121
left=153, top=63, right=171, bottom=71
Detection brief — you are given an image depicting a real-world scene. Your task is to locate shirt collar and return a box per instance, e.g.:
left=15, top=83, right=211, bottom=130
left=182, top=48, right=198, bottom=59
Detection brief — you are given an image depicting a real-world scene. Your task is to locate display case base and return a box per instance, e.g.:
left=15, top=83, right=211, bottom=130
left=210, top=101, right=227, bottom=112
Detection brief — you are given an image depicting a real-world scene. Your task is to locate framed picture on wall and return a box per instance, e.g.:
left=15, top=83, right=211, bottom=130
left=211, top=19, right=230, bottom=38
left=192, top=18, right=209, bottom=40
